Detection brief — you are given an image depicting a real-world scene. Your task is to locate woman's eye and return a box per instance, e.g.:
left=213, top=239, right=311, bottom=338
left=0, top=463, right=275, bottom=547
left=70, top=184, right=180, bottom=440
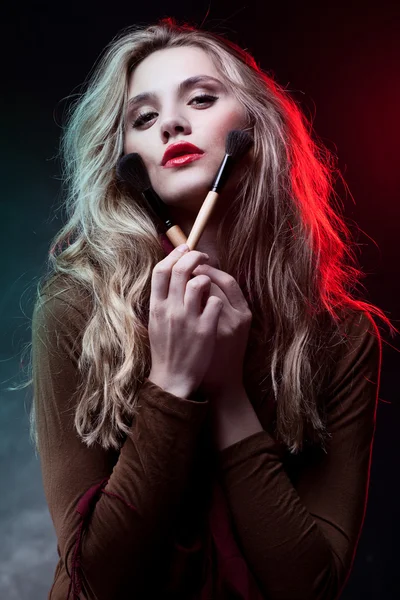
left=131, top=94, right=219, bottom=128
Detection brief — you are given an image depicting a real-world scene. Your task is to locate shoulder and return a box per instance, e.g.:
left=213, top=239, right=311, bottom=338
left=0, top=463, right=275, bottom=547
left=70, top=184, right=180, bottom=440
left=321, top=306, right=381, bottom=408
left=34, top=274, right=93, bottom=321
left=32, top=274, right=93, bottom=351
left=320, top=305, right=380, bottom=360
left=334, top=307, right=380, bottom=362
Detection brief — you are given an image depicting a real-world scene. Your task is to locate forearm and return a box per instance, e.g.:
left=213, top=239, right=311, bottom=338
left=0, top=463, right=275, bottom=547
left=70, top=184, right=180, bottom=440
left=52, top=378, right=210, bottom=599
left=210, top=387, right=341, bottom=599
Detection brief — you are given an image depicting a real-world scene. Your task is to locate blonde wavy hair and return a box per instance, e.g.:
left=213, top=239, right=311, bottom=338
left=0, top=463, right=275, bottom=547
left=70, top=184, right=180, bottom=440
left=11, top=17, right=396, bottom=456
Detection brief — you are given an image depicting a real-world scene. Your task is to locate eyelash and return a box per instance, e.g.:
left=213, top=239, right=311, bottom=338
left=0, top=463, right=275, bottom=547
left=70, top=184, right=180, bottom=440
left=131, top=94, right=219, bottom=128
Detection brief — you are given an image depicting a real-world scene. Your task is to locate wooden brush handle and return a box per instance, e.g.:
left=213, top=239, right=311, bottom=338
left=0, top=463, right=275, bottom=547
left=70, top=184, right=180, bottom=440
left=165, top=224, right=188, bottom=248
left=186, top=191, right=219, bottom=250
left=165, top=190, right=219, bottom=250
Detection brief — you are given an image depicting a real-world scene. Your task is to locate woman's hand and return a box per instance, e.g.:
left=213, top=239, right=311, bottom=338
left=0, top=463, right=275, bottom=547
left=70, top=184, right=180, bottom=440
left=191, top=262, right=253, bottom=398
left=147, top=246, right=224, bottom=399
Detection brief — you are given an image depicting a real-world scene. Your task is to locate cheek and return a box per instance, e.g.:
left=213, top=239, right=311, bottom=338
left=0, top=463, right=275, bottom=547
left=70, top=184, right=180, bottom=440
left=212, top=106, right=248, bottom=141
left=124, top=135, right=152, bottom=167
left=123, top=135, right=135, bottom=155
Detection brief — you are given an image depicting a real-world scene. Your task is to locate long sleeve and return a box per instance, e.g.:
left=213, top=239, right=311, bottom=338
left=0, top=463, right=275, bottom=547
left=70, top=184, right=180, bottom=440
left=32, top=279, right=210, bottom=599
left=214, top=309, right=381, bottom=600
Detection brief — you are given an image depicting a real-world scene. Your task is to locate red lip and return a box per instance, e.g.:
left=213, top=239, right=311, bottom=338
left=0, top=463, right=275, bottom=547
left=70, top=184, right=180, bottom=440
left=161, top=141, right=204, bottom=166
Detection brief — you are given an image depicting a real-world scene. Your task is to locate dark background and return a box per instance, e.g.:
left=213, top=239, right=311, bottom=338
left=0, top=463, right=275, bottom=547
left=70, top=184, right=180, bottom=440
left=1, top=1, right=399, bottom=598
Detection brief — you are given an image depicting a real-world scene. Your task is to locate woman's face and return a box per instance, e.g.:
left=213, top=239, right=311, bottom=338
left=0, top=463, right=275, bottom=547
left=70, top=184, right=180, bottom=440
left=124, top=46, right=249, bottom=211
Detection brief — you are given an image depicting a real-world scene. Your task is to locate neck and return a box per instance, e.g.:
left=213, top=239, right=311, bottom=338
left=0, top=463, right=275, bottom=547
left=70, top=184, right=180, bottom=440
left=173, top=218, right=220, bottom=267
left=167, top=188, right=236, bottom=269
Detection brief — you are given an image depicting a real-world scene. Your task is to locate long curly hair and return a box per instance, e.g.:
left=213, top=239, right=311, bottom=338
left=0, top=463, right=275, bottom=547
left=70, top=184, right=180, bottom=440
left=11, top=17, right=396, bottom=456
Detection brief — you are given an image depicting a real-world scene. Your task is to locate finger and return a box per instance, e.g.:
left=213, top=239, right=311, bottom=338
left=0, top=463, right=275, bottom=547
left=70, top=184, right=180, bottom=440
left=185, top=275, right=211, bottom=313
left=151, top=245, right=190, bottom=303
left=192, top=264, right=248, bottom=311
left=168, top=251, right=210, bottom=307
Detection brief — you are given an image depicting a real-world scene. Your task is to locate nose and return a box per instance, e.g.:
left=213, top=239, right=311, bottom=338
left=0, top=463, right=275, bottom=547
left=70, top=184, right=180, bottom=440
left=161, top=116, right=191, bottom=141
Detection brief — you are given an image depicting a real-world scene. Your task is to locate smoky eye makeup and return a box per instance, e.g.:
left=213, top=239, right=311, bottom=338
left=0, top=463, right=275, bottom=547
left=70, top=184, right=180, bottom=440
left=130, top=92, right=220, bottom=128
left=124, top=75, right=228, bottom=127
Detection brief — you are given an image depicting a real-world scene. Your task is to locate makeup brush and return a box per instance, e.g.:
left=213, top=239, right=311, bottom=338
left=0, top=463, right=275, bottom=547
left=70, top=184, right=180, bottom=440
left=116, top=152, right=187, bottom=247
left=116, top=129, right=253, bottom=251
left=186, top=129, right=253, bottom=250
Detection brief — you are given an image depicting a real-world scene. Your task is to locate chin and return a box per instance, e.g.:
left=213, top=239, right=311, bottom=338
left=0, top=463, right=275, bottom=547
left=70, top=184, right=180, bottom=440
left=157, top=177, right=212, bottom=204
left=165, top=191, right=208, bottom=210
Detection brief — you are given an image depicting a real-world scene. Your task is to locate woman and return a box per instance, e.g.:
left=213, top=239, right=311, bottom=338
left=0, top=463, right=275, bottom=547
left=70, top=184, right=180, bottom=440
left=20, top=16, right=395, bottom=600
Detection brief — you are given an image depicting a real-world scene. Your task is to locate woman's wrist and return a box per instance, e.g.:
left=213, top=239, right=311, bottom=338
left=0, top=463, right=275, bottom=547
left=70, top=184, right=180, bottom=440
left=147, top=371, right=195, bottom=400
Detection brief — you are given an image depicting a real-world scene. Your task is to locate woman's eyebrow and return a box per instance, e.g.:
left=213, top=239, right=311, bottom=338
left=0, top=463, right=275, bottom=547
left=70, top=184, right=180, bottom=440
left=125, top=74, right=226, bottom=121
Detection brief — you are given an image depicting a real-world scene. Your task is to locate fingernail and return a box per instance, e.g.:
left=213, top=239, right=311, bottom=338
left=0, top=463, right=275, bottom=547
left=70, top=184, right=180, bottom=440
left=176, top=244, right=189, bottom=252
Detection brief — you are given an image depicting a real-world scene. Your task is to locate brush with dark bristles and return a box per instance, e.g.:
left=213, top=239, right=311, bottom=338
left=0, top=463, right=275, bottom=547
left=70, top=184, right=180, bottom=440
left=116, top=152, right=187, bottom=247
left=186, top=129, right=253, bottom=250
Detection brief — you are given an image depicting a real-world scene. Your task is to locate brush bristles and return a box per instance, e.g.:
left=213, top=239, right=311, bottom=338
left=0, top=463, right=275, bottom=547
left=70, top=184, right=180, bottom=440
left=116, top=153, right=151, bottom=193
left=226, top=129, right=254, bottom=159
